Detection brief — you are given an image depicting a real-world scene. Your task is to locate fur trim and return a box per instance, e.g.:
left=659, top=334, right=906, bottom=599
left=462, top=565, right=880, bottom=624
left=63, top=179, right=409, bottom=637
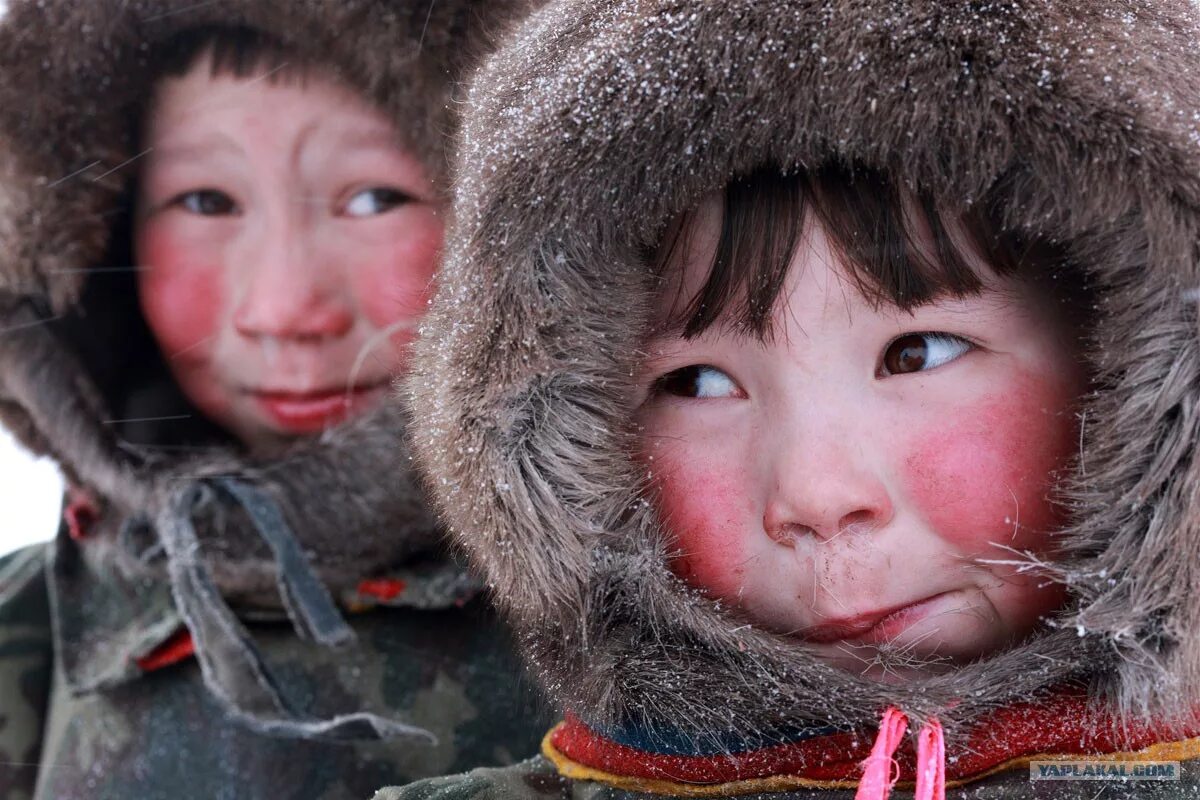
left=0, top=0, right=528, bottom=307
left=0, top=0, right=530, bottom=596
left=408, top=0, right=1200, bottom=747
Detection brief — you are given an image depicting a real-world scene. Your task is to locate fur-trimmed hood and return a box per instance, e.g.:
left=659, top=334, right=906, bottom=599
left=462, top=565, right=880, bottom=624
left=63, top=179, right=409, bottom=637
left=408, top=0, right=1200, bottom=752
left=0, top=0, right=525, bottom=587
left=0, top=0, right=526, bottom=588
left=0, top=0, right=527, bottom=740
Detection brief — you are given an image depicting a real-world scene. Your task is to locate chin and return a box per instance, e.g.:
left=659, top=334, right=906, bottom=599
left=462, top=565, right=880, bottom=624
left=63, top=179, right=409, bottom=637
left=213, top=401, right=294, bottom=452
left=220, top=420, right=288, bottom=453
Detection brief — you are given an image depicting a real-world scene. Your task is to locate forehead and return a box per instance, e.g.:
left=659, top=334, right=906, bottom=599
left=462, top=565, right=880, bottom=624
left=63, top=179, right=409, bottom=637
left=143, top=55, right=399, bottom=153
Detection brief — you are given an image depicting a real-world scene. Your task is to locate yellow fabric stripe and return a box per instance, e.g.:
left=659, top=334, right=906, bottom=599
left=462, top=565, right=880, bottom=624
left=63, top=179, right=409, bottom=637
left=540, top=723, right=1200, bottom=797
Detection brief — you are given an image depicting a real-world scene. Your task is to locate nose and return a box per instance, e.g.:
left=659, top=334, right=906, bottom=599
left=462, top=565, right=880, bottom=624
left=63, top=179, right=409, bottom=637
left=232, top=218, right=354, bottom=341
left=761, top=418, right=894, bottom=544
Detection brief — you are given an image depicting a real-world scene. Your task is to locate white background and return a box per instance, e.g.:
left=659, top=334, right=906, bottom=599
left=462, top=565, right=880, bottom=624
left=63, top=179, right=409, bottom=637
left=0, top=428, right=63, bottom=556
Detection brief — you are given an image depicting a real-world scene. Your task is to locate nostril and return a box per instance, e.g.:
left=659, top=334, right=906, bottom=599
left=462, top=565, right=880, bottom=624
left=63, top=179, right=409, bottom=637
left=235, top=304, right=354, bottom=341
left=767, top=522, right=815, bottom=546
left=837, top=509, right=877, bottom=535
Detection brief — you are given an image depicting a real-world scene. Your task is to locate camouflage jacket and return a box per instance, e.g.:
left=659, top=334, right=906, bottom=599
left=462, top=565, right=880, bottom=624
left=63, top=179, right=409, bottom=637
left=374, top=753, right=1200, bottom=800
left=0, top=538, right=550, bottom=800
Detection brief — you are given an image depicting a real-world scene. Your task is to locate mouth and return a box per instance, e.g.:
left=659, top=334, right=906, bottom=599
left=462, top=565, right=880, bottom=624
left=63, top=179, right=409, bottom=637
left=798, top=592, right=953, bottom=645
left=249, top=381, right=390, bottom=433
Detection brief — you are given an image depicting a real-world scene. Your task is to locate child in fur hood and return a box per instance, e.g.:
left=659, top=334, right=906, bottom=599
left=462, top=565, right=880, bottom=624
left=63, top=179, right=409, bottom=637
left=377, top=0, right=1200, bottom=798
left=0, top=1, right=550, bottom=798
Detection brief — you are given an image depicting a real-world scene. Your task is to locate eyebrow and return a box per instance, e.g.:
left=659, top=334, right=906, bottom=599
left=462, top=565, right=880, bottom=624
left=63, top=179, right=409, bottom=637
left=647, top=310, right=766, bottom=344
left=149, top=134, right=245, bottom=163
left=329, top=126, right=404, bottom=151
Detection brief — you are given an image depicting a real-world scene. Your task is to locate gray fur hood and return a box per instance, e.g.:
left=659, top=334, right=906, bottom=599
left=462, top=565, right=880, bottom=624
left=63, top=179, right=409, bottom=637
left=0, top=0, right=527, bottom=600
left=0, top=0, right=526, bottom=740
left=408, top=0, right=1200, bottom=749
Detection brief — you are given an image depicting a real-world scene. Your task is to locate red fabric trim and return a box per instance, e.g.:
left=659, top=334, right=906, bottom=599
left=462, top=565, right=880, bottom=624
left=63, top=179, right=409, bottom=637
left=136, top=629, right=195, bottom=672
left=357, top=578, right=407, bottom=601
left=64, top=489, right=99, bottom=541
left=553, top=717, right=865, bottom=785
left=551, top=693, right=1198, bottom=786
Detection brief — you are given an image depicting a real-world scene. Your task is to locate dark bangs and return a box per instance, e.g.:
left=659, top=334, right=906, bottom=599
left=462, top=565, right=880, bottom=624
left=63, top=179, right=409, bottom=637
left=152, top=25, right=310, bottom=84
left=655, top=161, right=1072, bottom=339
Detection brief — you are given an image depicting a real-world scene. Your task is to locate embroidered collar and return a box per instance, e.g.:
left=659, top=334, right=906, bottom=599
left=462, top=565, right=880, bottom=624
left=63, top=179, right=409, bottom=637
left=543, top=692, right=1200, bottom=796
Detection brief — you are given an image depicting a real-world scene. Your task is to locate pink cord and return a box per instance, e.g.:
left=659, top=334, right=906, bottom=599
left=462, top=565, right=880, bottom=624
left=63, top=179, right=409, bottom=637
left=914, top=717, right=945, bottom=800
left=854, top=709, right=945, bottom=800
left=855, top=707, right=908, bottom=800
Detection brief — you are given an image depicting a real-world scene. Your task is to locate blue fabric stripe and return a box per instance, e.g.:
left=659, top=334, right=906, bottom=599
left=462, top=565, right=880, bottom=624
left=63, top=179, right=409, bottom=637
left=597, top=718, right=845, bottom=756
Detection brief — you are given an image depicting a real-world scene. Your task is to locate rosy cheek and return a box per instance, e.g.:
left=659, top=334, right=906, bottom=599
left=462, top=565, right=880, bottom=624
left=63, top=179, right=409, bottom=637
left=904, top=372, right=1077, bottom=554
left=354, top=210, right=443, bottom=364
left=136, top=225, right=224, bottom=357
left=650, top=451, right=753, bottom=600
left=135, top=222, right=237, bottom=425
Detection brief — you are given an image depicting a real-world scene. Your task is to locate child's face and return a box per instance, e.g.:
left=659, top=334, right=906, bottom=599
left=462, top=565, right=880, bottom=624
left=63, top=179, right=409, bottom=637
left=135, top=57, right=442, bottom=449
left=636, top=197, right=1083, bottom=682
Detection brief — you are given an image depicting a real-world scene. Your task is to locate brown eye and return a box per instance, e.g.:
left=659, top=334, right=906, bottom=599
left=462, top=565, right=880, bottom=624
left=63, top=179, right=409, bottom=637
left=883, top=334, right=927, bottom=375
left=653, top=365, right=743, bottom=399
left=881, top=333, right=972, bottom=376
left=344, top=187, right=413, bottom=217
left=177, top=189, right=237, bottom=216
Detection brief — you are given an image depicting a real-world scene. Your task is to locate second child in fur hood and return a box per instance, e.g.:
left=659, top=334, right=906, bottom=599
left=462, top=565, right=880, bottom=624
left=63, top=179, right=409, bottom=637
left=0, top=1, right=550, bottom=798
left=380, top=0, right=1200, bottom=798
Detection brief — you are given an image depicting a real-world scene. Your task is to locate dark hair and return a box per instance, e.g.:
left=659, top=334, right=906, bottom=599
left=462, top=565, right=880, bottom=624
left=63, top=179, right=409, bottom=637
left=151, top=25, right=311, bottom=85
left=654, top=160, right=1082, bottom=340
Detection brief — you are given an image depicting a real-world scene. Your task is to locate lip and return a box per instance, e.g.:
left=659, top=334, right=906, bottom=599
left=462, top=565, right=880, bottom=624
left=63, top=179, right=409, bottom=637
left=249, top=382, right=389, bottom=433
left=799, top=592, right=952, bottom=645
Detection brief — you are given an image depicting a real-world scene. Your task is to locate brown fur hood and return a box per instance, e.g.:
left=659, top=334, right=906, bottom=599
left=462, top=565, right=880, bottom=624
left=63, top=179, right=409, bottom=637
left=0, top=0, right=527, bottom=597
left=408, top=0, right=1200, bottom=748
left=0, top=0, right=530, bottom=740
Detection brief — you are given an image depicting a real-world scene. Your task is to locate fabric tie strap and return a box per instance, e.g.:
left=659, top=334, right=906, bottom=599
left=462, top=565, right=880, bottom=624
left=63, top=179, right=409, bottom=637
left=855, top=707, right=945, bottom=800
left=211, top=477, right=353, bottom=646
left=155, top=477, right=435, bottom=743
left=914, top=717, right=945, bottom=800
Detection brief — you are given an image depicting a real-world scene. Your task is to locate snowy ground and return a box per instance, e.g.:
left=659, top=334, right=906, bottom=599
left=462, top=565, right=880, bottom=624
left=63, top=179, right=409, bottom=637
left=0, top=428, right=62, bottom=556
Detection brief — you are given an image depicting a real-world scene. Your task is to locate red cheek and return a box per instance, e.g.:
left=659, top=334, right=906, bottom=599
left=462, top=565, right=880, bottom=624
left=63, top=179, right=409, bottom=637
left=354, top=211, right=443, bottom=359
left=137, top=226, right=224, bottom=357
left=652, top=461, right=752, bottom=599
left=904, top=373, right=1077, bottom=554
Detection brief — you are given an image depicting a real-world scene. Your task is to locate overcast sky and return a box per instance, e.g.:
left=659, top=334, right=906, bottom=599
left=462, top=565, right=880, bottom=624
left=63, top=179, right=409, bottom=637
left=0, top=428, right=62, bottom=556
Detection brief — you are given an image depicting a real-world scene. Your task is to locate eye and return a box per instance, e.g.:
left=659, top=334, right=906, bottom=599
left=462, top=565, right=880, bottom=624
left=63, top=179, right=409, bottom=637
left=171, top=189, right=238, bottom=216
left=880, top=333, right=972, bottom=376
left=343, top=187, right=412, bottom=217
left=653, top=365, right=746, bottom=399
